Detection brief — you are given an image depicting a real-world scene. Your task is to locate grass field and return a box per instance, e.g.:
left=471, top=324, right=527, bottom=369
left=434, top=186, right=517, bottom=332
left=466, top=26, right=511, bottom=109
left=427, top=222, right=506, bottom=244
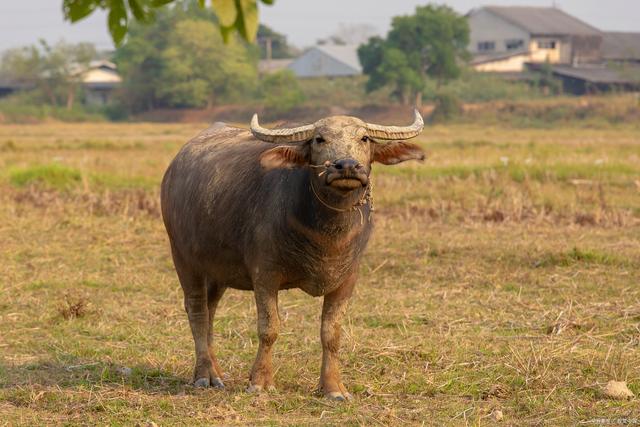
left=1, top=121, right=639, bottom=425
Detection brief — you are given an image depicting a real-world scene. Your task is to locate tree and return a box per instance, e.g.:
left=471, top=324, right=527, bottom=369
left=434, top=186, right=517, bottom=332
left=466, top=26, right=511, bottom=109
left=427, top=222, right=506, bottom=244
left=0, top=40, right=96, bottom=109
left=257, top=24, right=294, bottom=59
left=259, top=70, right=304, bottom=116
left=358, top=5, right=469, bottom=106
left=62, top=0, right=274, bottom=46
left=359, top=37, right=423, bottom=105
left=160, top=20, right=257, bottom=107
left=114, top=2, right=257, bottom=111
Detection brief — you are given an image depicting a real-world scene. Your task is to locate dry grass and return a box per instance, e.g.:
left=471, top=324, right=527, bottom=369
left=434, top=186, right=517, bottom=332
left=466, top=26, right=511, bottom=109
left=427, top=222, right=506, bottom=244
left=1, top=120, right=639, bottom=425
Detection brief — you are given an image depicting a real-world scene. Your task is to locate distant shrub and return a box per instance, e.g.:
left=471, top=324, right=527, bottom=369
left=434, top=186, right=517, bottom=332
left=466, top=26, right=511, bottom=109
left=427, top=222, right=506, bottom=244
left=442, top=95, right=640, bottom=127
left=532, top=61, right=563, bottom=95
left=102, top=103, right=129, bottom=121
left=0, top=100, right=46, bottom=123
left=50, top=107, right=106, bottom=122
left=9, top=164, right=82, bottom=189
left=429, top=92, right=463, bottom=123
left=295, top=76, right=391, bottom=109
left=0, top=94, right=106, bottom=123
left=423, top=70, right=539, bottom=103
left=260, top=70, right=305, bottom=117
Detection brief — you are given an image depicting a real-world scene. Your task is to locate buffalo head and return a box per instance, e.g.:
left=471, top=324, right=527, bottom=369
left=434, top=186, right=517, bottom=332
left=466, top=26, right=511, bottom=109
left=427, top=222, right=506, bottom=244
left=253, top=111, right=425, bottom=193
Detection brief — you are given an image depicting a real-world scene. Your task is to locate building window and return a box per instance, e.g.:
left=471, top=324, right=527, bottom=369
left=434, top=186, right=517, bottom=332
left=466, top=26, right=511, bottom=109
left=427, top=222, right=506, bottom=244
left=538, top=40, right=557, bottom=49
left=506, top=39, right=524, bottom=50
left=477, top=41, right=495, bottom=52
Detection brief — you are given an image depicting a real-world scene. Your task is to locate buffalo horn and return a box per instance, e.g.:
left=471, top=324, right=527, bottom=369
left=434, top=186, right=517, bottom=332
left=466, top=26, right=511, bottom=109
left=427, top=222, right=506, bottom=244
left=364, top=109, right=424, bottom=140
left=250, top=114, right=315, bottom=143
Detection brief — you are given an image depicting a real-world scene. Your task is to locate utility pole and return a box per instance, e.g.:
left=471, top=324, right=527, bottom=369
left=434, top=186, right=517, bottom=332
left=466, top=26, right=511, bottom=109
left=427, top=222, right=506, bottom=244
left=266, top=37, right=272, bottom=72
left=265, top=37, right=271, bottom=62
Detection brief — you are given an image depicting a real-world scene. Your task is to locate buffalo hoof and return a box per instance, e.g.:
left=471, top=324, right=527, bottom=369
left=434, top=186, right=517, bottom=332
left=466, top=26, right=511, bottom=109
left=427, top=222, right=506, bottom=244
left=325, top=391, right=353, bottom=401
left=246, top=384, right=276, bottom=394
left=193, top=376, right=225, bottom=389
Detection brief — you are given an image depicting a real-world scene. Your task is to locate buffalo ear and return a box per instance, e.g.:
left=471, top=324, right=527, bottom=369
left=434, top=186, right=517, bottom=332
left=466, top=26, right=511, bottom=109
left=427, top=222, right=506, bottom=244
left=260, top=145, right=309, bottom=170
left=371, top=141, right=425, bottom=165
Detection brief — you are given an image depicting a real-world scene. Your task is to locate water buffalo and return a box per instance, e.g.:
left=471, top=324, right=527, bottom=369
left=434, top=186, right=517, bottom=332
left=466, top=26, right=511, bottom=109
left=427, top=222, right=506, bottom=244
left=161, top=111, right=425, bottom=400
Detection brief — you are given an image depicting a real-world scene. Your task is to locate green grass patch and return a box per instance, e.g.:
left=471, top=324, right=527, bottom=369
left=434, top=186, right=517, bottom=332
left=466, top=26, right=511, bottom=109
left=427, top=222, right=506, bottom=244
left=379, top=164, right=492, bottom=180
left=8, top=164, right=81, bottom=190
left=510, top=163, right=640, bottom=183
left=6, top=163, right=157, bottom=190
left=533, top=247, right=629, bottom=268
left=360, top=315, right=398, bottom=329
left=378, top=161, right=639, bottom=185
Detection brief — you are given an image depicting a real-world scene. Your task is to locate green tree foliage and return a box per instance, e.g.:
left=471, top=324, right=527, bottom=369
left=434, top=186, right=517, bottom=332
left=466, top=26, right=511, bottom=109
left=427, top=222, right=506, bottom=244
left=114, top=2, right=257, bottom=111
left=161, top=20, right=257, bottom=107
left=0, top=40, right=96, bottom=109
left=62, top=0, right=274, bottom=46
left=259, top=70, right=304, bottom=116
left=358, top=4, right=469, bottom=105
left=257, top=24, right=294, bottom=59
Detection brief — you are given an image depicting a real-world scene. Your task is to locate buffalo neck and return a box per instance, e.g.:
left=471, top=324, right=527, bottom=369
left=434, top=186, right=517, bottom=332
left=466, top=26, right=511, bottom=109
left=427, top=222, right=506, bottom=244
left=288, top=169, right=369, bottom=236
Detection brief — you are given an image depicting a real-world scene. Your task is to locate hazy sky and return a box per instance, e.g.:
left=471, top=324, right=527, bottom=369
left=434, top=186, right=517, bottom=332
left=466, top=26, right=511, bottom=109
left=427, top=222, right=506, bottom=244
left=1, top=0, right=638, bottom=53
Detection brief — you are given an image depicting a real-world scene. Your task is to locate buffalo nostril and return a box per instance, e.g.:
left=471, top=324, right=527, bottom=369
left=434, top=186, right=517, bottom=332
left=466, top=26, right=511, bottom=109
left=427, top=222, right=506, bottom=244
left=334, top=159, right=360, bottom=171
left=355, top=164, right=364, bottom=170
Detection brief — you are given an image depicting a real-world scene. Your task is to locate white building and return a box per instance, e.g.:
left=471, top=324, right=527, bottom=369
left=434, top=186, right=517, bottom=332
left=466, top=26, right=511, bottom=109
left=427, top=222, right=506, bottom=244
left=467, top=6, right=602, bottom=72
left=287, top=45, right=362, bottom=78
left=81, top=60, right=122, bottom=106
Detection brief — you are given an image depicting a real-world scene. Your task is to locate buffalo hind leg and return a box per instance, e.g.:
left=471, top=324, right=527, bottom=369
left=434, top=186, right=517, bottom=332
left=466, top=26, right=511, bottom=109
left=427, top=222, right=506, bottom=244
left=319, top=274, right=356, bottom=401
left=206, top=280, right=226, bottom=388
left=248, top=284, right=279, bottom=392
left=173, top=249, right=221, bottom=388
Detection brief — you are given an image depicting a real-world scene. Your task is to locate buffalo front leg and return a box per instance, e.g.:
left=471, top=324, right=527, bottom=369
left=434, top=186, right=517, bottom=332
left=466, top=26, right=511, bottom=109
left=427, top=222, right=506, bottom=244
left=319, top=275, right=356, bottom=401
left=248, top=284, right=280, bottom=393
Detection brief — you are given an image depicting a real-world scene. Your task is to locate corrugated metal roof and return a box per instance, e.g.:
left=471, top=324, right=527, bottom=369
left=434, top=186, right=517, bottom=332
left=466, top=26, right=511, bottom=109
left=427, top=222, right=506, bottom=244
left=602, top=32, right=640, bottom=61
left=485, top=6, right=601, bottom=36
left=552, top=65, right=640, bottom=84
left=314, top=44, right=362, bottom=72
left=287, top=44, right=361, bottom=78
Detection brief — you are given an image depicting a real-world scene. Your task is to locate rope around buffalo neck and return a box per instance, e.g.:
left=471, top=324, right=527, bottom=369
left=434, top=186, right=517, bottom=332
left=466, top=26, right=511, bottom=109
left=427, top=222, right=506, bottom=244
left=308, top=164, right=374, bottom=225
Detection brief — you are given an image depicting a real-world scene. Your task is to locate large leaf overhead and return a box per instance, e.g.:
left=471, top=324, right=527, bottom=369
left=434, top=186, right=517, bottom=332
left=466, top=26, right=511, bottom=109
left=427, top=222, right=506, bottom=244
left=108, top=0, right=128, bottom=45
left=212, top=0, right=237, bottom=27
left=62, top=0, right=272, bottom=46
left=63, top=0, right=97, bottom=21
left=237, top=0, right=259, bottom=42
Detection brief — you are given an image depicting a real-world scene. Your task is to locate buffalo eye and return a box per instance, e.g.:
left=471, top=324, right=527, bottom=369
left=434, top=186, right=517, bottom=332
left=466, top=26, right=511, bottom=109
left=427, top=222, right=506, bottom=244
left=361, top=135, right=369, bottom=143
left=315, top=136, right=325, bottom=144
